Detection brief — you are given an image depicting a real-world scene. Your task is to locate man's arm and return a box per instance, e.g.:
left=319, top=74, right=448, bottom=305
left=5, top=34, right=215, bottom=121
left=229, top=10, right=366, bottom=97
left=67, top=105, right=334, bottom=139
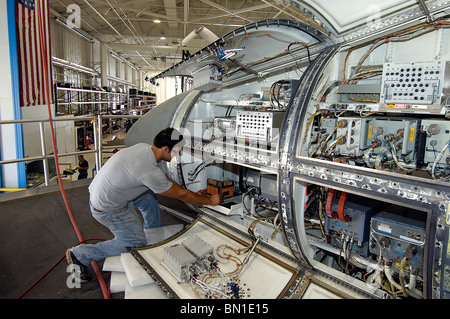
left=76, top=161, right=89, bottom=171
left=159, top=180, right=222, bottom=206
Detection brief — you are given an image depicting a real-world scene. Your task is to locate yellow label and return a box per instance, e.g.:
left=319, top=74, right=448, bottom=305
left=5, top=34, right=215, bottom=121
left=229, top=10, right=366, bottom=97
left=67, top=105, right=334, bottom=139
left=409, top=127, right=415, bottom=142
left=447, top=228, right=450, bottom=258
left=368, top=125, right=373, bottom=138
left=395, top=261, right=410, bottom=270
left=386, top=104, right=396, bottom=108
left=446, top=201, right=450, bottom=226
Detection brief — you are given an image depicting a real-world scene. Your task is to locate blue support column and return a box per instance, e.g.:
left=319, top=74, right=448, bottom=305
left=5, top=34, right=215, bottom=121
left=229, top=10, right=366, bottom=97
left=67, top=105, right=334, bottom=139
left=7, top=0, right=27, bottom=189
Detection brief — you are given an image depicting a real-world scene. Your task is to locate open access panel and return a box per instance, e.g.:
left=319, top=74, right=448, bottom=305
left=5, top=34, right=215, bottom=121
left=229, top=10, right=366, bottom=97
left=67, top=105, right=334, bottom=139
left=131, top=213, right=303, bottom=299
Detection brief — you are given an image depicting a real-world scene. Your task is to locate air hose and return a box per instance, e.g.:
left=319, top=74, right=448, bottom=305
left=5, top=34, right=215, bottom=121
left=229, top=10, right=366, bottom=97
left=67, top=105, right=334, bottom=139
left=35, top=1, right=109, bottom=299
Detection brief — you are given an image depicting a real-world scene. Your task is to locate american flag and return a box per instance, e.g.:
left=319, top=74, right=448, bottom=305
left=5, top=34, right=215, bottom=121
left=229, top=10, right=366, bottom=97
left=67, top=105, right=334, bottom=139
left=15, top=0, right=54, bottom=107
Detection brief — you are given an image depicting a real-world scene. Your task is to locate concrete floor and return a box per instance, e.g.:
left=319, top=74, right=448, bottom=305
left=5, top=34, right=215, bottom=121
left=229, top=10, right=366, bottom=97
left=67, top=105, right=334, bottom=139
left=0, top=178, right=196, bottom=299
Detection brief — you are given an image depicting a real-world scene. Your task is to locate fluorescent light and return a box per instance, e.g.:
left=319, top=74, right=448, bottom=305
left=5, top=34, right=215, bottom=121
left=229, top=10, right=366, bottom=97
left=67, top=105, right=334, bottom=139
left=160, top=36, right=166, bottom=40
left=110, top=52, right=125, bottom=62
left=55, top=17, right=93, bottom=42
left=52, top=57, right=98, bottom=76
left=154, top=19, right=161, bottom=23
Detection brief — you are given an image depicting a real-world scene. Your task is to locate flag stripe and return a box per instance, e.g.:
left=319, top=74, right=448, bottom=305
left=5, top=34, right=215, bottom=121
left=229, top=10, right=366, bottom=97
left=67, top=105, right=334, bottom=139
left=16, top=0, right=54, bottom=107
left=30, top=7, right=37, bottom=105
left=44, top=3, right=53, bottom=103
left=27, top=7, right=35, bottom=105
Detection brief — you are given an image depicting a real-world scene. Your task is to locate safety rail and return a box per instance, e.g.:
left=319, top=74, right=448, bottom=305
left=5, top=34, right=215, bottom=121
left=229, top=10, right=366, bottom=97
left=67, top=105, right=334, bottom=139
left=0, top=114, right=142, bottom=189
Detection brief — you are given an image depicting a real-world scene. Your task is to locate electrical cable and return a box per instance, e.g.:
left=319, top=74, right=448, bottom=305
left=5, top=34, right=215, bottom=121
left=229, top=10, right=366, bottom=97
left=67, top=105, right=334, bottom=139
left=399, top=257, right=410, bottom=297
left=432, top=140, right=450, bottom=179
left=17, top=238, right=108, bottom=299
left=325, top=188, right=335, bottom=218
left=346, top=21, right=450, bottom=79
left=320, top=120, right=345, bottom=155
left=287, top=42, right=311, bottom=63
left=17, top=255, right=64, bottom=299
left=337, top=191, right=350, bottom=222
left=35, top=1, right=109, bottom=299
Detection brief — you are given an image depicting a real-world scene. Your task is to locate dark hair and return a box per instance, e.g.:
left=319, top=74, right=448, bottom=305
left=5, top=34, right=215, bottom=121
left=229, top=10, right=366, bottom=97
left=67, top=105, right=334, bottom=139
left=153, top=127, right=184, bottom=151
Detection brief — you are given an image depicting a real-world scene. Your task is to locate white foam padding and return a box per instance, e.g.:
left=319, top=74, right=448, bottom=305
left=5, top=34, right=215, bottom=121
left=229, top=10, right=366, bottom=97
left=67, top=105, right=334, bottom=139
left=120, top=252, right=154, bottom=287
left=144, top=224, right=184, bottom=245
left=125, top=283, right=168, bottom=299
left=102, top=255, right=124, bottom=272
left=109, top=271, right=128, bottom=293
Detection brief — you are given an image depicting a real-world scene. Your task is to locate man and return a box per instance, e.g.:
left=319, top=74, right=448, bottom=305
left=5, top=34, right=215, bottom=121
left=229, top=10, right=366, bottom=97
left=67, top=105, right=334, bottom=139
left=66, top=127, right=222, bottom=282
left=75, top=155, right=89, bottom=180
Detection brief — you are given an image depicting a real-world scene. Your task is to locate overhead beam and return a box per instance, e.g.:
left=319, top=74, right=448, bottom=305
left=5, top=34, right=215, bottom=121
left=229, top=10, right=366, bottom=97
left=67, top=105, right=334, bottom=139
left=184, top=0, right=189, bottom=37
left=84, top=0, right=172, bottom=21
left=199, top=0, right=254, bottom=23
left=78, top=15, right=244, bottom=28
left=164, top=0, right=178, bottom=28
left=106, top=42, right=203, bottom=53
left=83, top=1, right=159, bottom=69
left=260, top=0, right=303, bottom=21
left=189, top=3, right=272, bottom=23
left=83, top=0, right=128, bottom=43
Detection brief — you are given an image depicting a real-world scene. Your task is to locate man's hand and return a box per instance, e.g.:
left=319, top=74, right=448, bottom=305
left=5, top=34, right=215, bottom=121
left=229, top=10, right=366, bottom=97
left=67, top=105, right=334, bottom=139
left=160, top=184, right=223, bottom=206
left=208, top=193, right=223, bottom=206
left=196, top=189, right=222, bottom=206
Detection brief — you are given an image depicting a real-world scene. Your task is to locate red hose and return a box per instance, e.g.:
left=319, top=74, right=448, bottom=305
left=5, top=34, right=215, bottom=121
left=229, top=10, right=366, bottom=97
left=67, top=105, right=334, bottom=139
left=35, top=1, right=109, bottom=299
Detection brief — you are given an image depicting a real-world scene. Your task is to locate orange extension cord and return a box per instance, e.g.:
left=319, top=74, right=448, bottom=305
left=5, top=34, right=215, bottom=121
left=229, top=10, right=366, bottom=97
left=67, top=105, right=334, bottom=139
left=34, top=0, right=110, bottom=299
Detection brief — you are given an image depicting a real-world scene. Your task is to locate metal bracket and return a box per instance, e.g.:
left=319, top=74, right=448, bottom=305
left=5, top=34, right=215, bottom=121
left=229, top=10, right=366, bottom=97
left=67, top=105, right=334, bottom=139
left=416, top=0, right=434, bottom=22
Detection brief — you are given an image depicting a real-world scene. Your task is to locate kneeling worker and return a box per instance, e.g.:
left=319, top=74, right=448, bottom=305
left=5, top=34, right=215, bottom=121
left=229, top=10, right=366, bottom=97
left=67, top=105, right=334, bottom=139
left=66, top=127, right=222, bottom=282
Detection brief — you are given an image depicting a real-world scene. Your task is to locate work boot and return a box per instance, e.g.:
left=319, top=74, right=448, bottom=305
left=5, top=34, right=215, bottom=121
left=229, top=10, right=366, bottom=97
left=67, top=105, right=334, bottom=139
left=66, top=248, right=92, bottom=283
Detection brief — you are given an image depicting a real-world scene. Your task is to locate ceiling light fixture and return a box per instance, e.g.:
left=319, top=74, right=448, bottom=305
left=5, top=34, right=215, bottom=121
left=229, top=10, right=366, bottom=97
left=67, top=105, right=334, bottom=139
left=154, top=19, right=161, bottom=23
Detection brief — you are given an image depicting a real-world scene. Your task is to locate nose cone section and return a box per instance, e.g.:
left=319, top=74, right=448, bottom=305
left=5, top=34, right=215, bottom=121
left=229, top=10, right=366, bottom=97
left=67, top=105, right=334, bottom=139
left=125, top=91, right=194, bottom=147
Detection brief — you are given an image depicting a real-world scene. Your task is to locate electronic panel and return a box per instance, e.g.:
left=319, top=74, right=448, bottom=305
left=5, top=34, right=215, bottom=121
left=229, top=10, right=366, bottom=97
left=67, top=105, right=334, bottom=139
left=333, top=117, right=371, bottom=157
left=304, top=59, right=449, bottom=177
left=162, top=244, right=197, bottom=282
left=236, top=110, right=285, bottom=143
left=324, top=193, right=382, bottom=257
left=369, top=207, right=426, bottom=275
left=380, top=61, right=448, bottom=105
left=366, top=118, right=419, bottom=167
left=420, top=119, right=450, bottom=177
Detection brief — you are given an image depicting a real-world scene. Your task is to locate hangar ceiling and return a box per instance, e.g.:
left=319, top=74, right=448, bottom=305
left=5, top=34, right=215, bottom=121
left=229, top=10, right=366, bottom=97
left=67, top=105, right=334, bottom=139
left=49, top=0, right=323, bottom=72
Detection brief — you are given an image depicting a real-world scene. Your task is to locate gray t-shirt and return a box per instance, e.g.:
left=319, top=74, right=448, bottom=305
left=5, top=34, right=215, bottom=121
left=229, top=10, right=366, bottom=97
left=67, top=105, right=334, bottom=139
left=89, top=143, right=172, bottom=211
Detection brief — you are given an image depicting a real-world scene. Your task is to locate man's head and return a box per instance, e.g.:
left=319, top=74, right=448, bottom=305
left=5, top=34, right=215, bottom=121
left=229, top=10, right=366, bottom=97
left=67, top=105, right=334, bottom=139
left=153, top=128, right=185, bottom=161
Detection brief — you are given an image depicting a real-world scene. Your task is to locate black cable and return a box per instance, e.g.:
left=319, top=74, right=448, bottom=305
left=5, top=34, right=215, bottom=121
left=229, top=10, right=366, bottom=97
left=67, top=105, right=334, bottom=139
left=287, top=42, right=311, bottom=63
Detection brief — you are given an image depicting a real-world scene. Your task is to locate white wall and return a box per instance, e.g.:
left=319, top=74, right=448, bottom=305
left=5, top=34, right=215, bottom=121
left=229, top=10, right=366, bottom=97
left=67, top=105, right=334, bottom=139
left=142, top=75, right=185, bottom=105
